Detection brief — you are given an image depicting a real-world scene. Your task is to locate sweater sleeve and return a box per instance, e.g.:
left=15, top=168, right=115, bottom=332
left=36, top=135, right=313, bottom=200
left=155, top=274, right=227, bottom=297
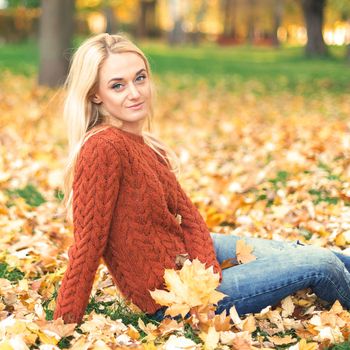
left=53, top=136, right=122, bottom=324
left=176, top=180, right=223, bottom=283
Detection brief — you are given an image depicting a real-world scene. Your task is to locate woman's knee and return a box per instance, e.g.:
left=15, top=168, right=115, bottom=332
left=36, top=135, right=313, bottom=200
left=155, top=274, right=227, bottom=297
left=301, top=246, right=346, bottom=277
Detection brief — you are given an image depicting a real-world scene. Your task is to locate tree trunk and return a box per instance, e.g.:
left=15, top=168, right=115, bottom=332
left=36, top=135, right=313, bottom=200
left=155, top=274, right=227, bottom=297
left=103, top=5, right=118, bottom=34
left=191, top=0, right=208, bottom=46
left=300, top=0, right=327, bottom=56
left=38, top=0, right=74, bottom=87
left=247, top=0, right=256, bottom=44
left=137, top=0, right=158, bottom=38
left=272, top=0, right=283, bottom=47
left=221, top=0, right=237, bottom=39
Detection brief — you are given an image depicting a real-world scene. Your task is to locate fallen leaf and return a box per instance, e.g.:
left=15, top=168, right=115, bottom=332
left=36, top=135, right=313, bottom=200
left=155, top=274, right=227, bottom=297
left=236, top=240, right=257, bottom=264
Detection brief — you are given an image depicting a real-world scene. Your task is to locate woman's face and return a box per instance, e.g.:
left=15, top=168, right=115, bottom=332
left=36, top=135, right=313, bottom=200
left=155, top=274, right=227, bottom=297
left=93, top=52, right=151, bottom=132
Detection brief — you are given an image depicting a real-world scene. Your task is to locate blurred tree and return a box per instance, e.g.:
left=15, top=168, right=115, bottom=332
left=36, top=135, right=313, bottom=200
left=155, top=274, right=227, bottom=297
left=246, top=0, right=256, bottom=44
left=329, top=0, right=350, bottom=61
left=272, top=0, right=284, bottom=47
left=189, top=0, right=208, bottom=45
left=300, top=0, right=327, bottom=56
left=167, top=0, right=186, bottom=45
left=220, top=0, right=238, bottom=39
left=137, top=0, right=159, bottom=38
left=38, top=0, right=75, bottom=87
left=103, top=0, right=118, bottom=34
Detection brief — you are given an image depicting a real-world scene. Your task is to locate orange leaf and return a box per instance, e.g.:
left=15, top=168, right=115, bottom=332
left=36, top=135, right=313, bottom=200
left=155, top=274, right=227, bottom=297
left=220, top=258, right=238, bottom=269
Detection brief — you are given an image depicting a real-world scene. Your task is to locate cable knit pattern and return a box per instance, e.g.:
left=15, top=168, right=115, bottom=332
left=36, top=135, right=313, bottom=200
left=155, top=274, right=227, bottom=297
left=53, top=126, right=222, bottom=324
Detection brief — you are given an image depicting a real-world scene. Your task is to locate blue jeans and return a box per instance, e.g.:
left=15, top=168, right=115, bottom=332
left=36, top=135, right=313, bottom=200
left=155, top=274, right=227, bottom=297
left=147, top=233, right=350, bottom=322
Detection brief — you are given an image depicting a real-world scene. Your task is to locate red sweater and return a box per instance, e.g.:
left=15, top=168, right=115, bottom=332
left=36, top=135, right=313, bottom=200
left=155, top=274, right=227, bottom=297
left=53, top=126, right=222, bottom=324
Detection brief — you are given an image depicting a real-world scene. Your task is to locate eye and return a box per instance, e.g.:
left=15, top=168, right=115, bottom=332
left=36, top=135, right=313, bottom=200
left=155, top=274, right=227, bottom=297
left=136, top=74, right=146, bottom=82
left=112, top=83, right=123, bottom=90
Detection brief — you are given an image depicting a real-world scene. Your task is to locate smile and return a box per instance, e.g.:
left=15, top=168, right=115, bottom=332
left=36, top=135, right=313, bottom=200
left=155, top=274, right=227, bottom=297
left=127, top=102, right=144, bottom=109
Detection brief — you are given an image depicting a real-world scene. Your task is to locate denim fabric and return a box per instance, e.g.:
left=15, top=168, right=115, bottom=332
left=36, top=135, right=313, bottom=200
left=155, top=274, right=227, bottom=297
left=147, top=233, right=350, bottom=321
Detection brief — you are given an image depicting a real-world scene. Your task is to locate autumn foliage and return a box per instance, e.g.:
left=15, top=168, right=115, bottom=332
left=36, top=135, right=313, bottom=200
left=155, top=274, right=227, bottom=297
left=1, top=72, right=350, bottom=348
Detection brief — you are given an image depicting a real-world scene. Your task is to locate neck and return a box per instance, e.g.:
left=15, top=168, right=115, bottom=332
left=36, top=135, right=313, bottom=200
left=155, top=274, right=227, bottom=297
left=119, top=126, right=143, bottom=136
left=105, top=118, right=144, bottom=136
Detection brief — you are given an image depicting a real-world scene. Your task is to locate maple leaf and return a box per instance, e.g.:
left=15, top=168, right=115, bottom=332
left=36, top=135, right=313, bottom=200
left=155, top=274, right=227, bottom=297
left=212, top=309, right=232, bottom=331
left=157, top=317, right=184, bottom=336
left=199, top=326, right=220, bottom=350
left=236, top=239, right=256, bottom=264
left=149, top=258, right=226, bottom=318
left=163, top=334, right=198, bottom=349
left=281, top=295, right=295, bottom=317
left=297, top=338, right=318, bottom=350
left=267, top=334, right=298, bottom=345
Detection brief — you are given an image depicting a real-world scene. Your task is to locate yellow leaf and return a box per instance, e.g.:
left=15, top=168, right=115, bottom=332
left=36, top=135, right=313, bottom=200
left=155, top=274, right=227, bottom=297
left=150, top=258, right=225, bottom=319
left=127, top=325, right=140, bottom=340
left=0, top=341, right=14, bottom=350
left=163, top=269, right=189, bottom=297
left=335, top=233, right=346, bottom=247
left=37, top=330, right=60, bottom=345
left=229, top=305, right=242, bottom=326
left=166, top=303, right=191, bottom=318
left=242, top=315, right=256, bottom=333
left=236, top=240, right=256, bottom=264
left=149, top=289, right=177, bottom=307
left=281, top=295, right=295, bottom=317
left=199, top=326, right=220, bottom=350
left=142, top=341, right=157, bottom=350
left=267, top=335, right=298, bottom=345
left=329, top=299, right=344, bottom=314
left=213, top=310, right=231, bottom=331
left=163, top=335, right=197, bottom=350
left=298, top=338, right=318, bottom=350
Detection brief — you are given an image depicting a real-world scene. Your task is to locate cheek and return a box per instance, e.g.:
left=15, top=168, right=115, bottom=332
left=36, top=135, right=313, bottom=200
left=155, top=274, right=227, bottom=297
left=142, top=84, right=152, bottom=99
left=104, top=92, right=123, bottom=107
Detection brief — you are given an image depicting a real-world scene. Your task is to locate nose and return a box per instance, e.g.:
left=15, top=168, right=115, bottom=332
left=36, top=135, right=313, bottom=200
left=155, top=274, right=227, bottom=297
left=127, top=82, right=141, bottom=99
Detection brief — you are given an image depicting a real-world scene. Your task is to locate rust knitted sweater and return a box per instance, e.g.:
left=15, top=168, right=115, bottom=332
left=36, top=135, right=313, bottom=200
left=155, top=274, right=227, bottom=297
left=53, top=126, right=222, bottom=324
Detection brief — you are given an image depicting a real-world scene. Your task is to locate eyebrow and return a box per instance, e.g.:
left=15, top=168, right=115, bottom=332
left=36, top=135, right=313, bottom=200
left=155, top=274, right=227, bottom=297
left=108, top=68, right=146, bottom=84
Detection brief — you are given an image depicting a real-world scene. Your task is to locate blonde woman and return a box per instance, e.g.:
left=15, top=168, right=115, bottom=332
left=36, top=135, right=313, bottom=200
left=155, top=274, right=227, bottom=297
left=53, top=33, right=350, bottom=325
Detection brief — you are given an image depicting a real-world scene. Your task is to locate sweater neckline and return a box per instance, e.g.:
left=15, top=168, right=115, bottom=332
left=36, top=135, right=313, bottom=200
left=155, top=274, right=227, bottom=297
left=109, top=126, right=145, bottom=145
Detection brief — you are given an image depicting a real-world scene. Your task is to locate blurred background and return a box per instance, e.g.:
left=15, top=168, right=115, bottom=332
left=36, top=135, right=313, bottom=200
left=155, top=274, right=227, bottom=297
left=0, top=0, right=349, bottom=87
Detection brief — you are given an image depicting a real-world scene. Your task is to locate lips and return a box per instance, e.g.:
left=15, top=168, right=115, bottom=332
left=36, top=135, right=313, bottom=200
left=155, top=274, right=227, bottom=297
left=127, top=102, right=144, bottom=108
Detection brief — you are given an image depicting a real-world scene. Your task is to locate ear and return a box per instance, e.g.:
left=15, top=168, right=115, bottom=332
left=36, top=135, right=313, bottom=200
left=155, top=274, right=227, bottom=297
left=91, top=94, right=102, bottom=104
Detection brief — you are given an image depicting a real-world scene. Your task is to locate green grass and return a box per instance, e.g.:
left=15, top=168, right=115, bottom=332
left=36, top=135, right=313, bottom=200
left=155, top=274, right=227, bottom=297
left=328, top=341, right=350, bottom=350
left=0, top=40, right=38, bottom=76
left=0, top=38, right=349, bottom=94
left=142, top=41, right=350, bottom=94
left=0, top=262, right=24, bottom=281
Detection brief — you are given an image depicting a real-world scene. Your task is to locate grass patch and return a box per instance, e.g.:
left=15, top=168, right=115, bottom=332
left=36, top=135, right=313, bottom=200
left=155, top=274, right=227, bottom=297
left=0, top=40, right=38, bottom=76
left=86, top=294, right=156, bottom=331
left=0, top=262, right=24, bottom=281
left=328, top=340, right=350, bottom=349
left=5, top=183, right=46, bottom=207
left=0, top=39, right=349, bottom=94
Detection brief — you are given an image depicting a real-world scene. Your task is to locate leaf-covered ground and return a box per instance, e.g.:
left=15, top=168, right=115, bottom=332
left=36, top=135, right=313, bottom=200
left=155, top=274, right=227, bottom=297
left=1, top=71, right=350, bottom=349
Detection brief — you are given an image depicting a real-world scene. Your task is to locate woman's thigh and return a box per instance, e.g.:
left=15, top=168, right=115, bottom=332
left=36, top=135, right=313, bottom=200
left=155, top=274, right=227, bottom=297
left=209, top=232, right=304, bottom=264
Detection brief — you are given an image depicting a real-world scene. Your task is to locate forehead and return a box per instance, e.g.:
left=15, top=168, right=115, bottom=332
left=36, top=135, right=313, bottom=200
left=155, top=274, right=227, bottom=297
left=99, top=52, right=146, bottom=82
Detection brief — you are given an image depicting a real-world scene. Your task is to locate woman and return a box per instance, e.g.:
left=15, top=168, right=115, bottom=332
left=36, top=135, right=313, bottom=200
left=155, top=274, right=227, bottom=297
left=53, top=33, right=350, bottom=325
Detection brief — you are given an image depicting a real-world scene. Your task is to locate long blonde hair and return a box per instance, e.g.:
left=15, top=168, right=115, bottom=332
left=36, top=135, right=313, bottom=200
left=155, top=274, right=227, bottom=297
left=61, top=32, right=180, bottom=224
